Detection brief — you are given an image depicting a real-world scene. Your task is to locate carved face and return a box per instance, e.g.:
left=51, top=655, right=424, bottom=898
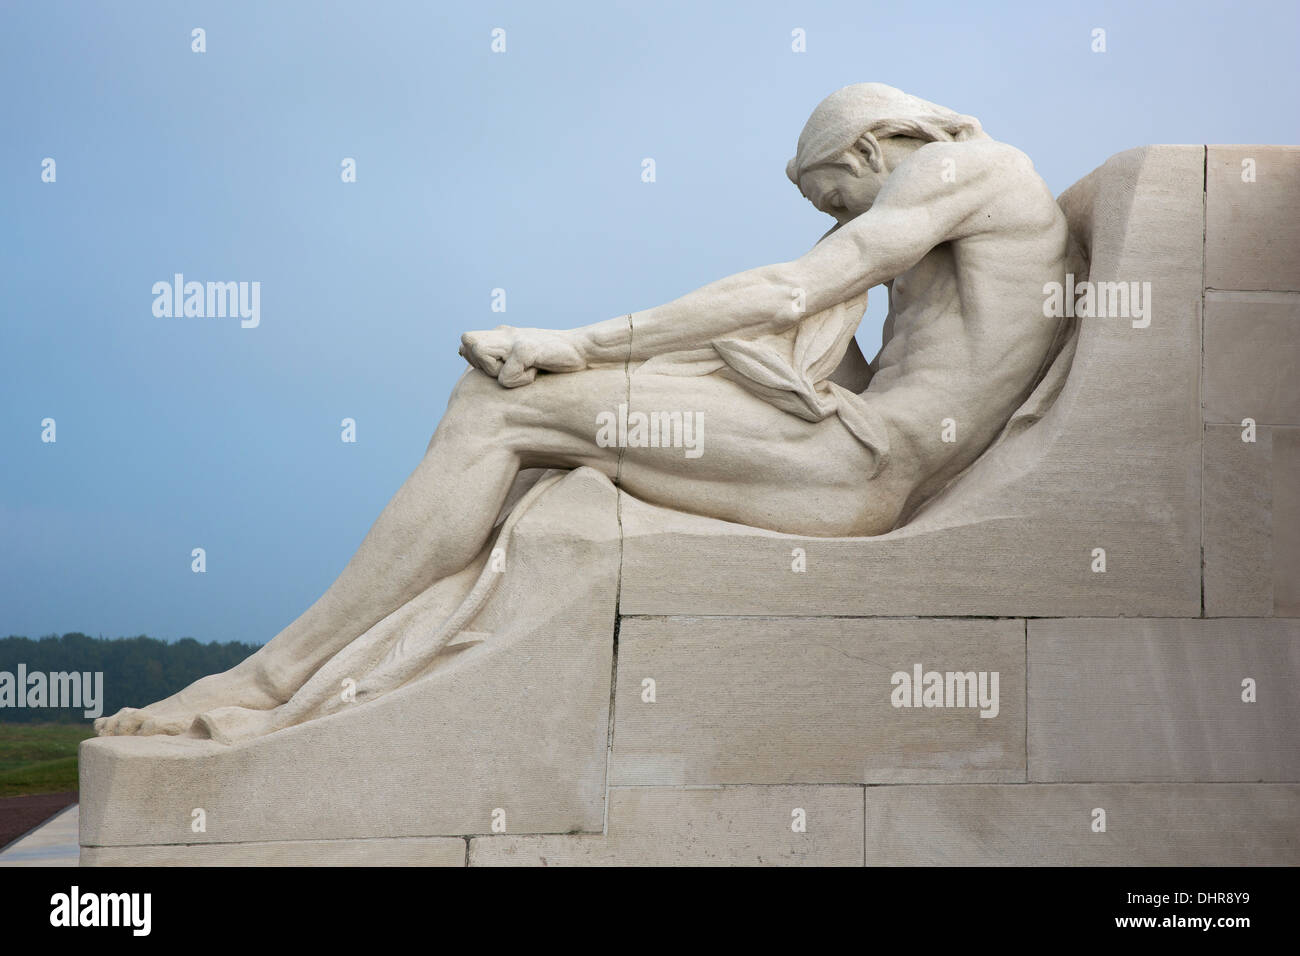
left=797, top=155, right=887, bottom=224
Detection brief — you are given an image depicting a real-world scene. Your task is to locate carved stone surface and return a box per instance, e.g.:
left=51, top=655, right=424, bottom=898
left=1275, top=429, right=1300, bottom=618
left=1204, top=291, right=1300, bottom=425
left=468, top=786, right=865, bottom=867
left=619, top=145, right=1205, bottom=618
left=1027, top=619, right=1300, bottom=781
left=863, top=784, right=1300, bottom=865
left=1204, top=424, right=1275, bottom=617
left=82, top=837, right=467, bottom=867
left=80, top=469, right=619, bottom=849
left=1204, top=424, right=1300, bottom=617
left=1206, top=146, right=1300, bottom=292
left=618, top=145, right=1206, bottom=616
left=610, top=616, right=1024, bottom=785
left=70, top=83, right=1299, bottom=866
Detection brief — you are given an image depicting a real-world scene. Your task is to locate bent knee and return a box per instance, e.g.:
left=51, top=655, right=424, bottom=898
left=438, top=368, right=594, bottom=458
left=430, top=370, right=512, bottom=450
left=448, top=367, right=504, bottom=408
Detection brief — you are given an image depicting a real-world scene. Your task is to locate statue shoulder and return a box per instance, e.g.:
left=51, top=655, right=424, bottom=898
left=902, top=139, right=1036, bottom=179
left=873, top=140, right=1031, bottom=216
left=888, top=141, right=1053, bottom=226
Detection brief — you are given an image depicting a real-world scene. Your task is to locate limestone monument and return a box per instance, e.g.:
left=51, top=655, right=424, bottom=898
left=95, top=84, right=1075, bottom=743
left=80, top=83, right=1299, bottom=866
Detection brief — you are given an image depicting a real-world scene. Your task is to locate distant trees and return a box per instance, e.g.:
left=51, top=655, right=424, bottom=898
left=0, top=633, right=259, bottom=724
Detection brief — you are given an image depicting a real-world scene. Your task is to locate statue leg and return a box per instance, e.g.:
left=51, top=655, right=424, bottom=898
left=614, top=368, right=905, bottom=537
left=97, top=365, right=901, bottom=736
left=95, top=367, right=629, bottom=735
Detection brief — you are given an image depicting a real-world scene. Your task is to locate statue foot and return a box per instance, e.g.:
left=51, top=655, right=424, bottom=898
left=94, top=707, right=196, bottom=737
left=190, top=706, right=279, bottom=746
left=94, top=665, right=283, bottom=737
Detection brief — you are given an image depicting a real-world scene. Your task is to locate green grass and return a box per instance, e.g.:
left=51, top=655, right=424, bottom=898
left=0, top=723, right=95, bottom=798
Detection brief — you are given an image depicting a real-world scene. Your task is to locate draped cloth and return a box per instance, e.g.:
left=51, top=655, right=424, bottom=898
left=636, top=288, right=894, bottom=476
left=190, top=470, right=568, bottom=745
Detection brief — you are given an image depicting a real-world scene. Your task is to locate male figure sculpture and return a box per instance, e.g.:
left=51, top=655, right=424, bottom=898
left=97, top=83, right=1073, bottom=737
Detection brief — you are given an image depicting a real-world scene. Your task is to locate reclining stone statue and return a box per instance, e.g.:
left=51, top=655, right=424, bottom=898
left=95, top=83, right=1076, bottom=742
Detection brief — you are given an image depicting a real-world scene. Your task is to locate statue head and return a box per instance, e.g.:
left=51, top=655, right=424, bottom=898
left=788, top=83, right=988, bottom=222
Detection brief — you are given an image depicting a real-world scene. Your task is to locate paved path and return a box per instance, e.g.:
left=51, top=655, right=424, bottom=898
left=0, top=804, right=80, bottom=866
left=0, top=791, right=76, bottom=848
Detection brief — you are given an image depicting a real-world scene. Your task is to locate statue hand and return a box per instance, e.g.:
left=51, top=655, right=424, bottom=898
left=459, top=326, right=587, bottom=387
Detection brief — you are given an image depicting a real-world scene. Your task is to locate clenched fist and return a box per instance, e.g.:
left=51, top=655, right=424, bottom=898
left=459, top=326, right=588, bottom=387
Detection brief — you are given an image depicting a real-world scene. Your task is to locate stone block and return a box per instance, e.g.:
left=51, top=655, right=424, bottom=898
left=1028, top=618, right=1300, bottom=781
left=81, top=837, right=466, bottom=867
left=1204, top=291, right=1300, bottom=425
left=1206, top=146, right=1300, bottom=292
left=611, top=616, right=1025, bottom=785
left=1275, top=427, right=1300, bottom=617
left=864, top=784, right=1300, bottom=865
left=469, top=785, right=864, bottom=866
left=1204, top=424, right=1273, bottom=616
left=1204, top=423, right=1300, bottom=617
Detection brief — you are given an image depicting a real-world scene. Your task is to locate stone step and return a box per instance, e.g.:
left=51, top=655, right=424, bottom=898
left=469, top=785, right=864, bottom=867
left=469, top=782, right=1300, bottom=866
left=82, top=835, right=465, bottom=867
left=864, top=783, right=1300, bottom=866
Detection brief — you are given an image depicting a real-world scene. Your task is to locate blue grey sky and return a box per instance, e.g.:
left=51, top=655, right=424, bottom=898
left=2, top=0, right=1297, bottom=644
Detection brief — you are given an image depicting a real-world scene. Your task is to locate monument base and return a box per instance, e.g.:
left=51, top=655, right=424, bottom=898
left=80, top=144, right=1300, bottom=866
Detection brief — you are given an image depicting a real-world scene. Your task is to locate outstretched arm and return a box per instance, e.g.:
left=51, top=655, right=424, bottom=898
left=463, top=141, right=1014, bottom=385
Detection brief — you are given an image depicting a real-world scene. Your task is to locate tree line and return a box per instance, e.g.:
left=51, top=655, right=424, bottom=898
left=0, top=633, right=259, bottom=724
